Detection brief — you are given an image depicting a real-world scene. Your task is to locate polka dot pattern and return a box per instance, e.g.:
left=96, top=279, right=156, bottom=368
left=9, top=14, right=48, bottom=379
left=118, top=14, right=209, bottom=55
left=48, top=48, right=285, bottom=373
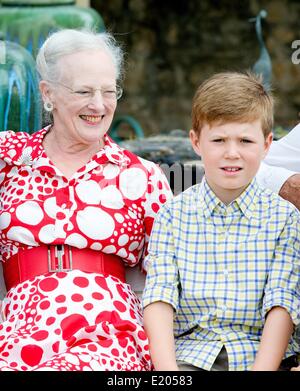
left=0, top=129, right=173, bottom=371
left=0, top=272, right=152, bottom=371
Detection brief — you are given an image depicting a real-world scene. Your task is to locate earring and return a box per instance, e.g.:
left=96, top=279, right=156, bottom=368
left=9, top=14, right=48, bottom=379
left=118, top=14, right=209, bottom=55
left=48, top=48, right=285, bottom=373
left=44, top=101, right=54, bottom=112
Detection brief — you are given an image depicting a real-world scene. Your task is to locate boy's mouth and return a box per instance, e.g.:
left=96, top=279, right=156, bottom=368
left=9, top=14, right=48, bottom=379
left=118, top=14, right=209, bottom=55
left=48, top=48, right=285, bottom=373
left=221, top=167, right=242, bottom=172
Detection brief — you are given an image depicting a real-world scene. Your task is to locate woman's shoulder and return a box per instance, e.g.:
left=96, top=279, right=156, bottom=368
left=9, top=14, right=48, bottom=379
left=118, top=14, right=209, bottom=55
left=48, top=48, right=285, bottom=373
left=0, top=130, right=15, bottom=141
left=0, top=130, right=43, bottom=165
left=122, top=147, right=162, bottom=173
left=0, top=130, right=31, bottom=143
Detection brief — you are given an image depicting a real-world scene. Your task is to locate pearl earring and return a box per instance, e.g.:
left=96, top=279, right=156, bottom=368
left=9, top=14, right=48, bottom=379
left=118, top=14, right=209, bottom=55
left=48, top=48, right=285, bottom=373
left=44, top=101, right=54, bottom=112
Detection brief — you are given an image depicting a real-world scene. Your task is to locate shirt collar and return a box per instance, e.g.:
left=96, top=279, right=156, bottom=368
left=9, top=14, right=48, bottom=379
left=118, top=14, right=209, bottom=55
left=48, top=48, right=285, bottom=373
left=198, top=177, right=260, bottom=219
left=0, top=126, right=130, bottom=168
left=98, top=133, right=131, bottom=167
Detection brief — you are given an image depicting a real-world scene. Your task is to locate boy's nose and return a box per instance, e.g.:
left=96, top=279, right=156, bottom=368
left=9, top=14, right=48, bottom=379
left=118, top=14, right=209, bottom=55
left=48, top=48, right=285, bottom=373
left=224, top=143, right=240, bottom=158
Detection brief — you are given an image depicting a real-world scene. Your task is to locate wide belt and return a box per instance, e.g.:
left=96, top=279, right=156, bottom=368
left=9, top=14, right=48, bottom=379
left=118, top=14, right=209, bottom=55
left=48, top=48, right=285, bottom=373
left=3, top=245, right=126, bottom=291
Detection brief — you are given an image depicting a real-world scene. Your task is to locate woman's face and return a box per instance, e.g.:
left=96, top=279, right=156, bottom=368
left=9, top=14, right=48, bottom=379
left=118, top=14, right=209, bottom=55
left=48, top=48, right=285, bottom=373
left=42, top=49, right=118, bottom=146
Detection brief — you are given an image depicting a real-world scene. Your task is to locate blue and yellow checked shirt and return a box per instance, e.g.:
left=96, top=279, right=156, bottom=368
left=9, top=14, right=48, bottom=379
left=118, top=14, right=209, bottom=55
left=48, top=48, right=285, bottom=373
left=142, top=178, right=300, bottom=371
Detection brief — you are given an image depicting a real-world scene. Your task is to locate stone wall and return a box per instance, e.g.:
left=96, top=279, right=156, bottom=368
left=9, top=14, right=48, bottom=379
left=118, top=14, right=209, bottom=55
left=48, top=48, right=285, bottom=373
left=91, top=0, right=300, bottom=136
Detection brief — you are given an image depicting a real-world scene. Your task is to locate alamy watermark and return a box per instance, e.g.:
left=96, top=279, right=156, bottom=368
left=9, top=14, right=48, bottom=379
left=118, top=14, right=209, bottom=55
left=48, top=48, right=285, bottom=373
left=291, top=40, right=300, bottom=65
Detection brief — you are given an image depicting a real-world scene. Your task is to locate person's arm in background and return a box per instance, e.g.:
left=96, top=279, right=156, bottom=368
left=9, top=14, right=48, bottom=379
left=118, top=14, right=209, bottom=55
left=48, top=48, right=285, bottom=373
left=256, top=123, right=300, bottom=209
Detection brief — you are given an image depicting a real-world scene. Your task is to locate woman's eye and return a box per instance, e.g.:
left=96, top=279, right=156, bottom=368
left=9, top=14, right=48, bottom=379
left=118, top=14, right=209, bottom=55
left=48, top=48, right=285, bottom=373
left=103, top=90, right=116, bottom=96
left=75, top=90, right=90, bottom=95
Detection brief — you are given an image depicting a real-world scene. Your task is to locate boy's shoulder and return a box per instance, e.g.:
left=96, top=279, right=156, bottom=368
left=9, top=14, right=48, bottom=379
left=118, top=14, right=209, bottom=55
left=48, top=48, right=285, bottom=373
left=170, top=182, right=201, bottom=205
left=257, top=184, right=300, bottom=216
left=158, top=183, right=201, bottom=218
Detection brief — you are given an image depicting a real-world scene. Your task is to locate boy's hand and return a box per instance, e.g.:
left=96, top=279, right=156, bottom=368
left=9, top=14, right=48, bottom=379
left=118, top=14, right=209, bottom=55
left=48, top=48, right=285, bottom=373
left=290, top=365, right=300, bottom=371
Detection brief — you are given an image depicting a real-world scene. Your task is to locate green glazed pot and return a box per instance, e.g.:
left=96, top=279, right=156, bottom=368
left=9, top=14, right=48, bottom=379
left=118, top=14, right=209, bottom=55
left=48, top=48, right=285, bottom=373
left=0, top=5, right=105, bottom=58
left=0, top=41, right=41, bottom=133
left=1, top=1, right=75, bottom=5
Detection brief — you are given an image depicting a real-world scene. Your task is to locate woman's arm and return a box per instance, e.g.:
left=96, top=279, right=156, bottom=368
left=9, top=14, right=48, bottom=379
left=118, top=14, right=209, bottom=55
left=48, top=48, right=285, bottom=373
left=0, top=300, right=5, bottom=323
left=251, top=306, right=293, bottom=371
left=144, top=301, right=179, bottom=371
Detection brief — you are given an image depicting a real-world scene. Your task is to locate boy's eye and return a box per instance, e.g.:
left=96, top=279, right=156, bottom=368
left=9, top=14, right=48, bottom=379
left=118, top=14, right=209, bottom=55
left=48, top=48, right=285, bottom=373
left=241, top=139, right=253, bottom=143
left=212, top=139, right=224, bottom=143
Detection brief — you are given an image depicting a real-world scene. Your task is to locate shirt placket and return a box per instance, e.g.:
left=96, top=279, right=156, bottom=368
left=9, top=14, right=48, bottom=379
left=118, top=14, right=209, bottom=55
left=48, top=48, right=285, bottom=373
left=215, top=207, right=235, bottom=323
left=54, top=182, right=76, bottom=238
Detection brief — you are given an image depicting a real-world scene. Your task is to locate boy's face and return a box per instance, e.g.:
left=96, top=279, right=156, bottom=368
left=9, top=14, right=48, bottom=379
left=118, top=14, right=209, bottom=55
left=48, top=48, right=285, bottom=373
left=190, top=120, right=273, bottom=204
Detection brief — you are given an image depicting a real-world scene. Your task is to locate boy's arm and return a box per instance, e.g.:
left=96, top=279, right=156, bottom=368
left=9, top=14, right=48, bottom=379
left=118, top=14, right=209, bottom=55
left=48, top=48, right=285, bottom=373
left=257, top=207, right=300, bottom=371
left=252, top=306, right=293, bottom=371
left=144, top=301, right=179, bottom=371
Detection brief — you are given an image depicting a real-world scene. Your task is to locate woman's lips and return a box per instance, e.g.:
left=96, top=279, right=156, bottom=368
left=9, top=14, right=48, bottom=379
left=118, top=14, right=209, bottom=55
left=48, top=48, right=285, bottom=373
left=79, top=115, right=103, bottom=124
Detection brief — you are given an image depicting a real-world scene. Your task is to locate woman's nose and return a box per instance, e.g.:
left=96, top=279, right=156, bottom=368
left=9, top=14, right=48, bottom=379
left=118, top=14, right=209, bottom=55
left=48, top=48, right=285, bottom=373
left=88, top=90, right=105, bottom=109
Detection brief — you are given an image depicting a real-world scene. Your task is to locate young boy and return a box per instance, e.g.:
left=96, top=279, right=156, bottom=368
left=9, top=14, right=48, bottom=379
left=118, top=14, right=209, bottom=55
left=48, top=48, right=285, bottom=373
left=142, top=72, right=300, bottom=371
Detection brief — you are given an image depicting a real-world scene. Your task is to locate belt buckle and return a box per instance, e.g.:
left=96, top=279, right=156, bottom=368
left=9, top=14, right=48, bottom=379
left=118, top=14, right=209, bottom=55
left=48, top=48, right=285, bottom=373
left=48, top=245, right=73, bottom=272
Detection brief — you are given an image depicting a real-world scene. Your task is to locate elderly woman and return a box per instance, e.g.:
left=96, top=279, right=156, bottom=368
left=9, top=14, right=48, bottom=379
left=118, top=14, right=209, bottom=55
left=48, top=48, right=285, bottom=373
left=0, top=29, right=172, bottom=371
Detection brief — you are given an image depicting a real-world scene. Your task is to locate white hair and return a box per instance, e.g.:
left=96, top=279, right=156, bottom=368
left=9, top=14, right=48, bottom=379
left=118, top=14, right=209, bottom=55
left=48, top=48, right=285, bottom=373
left=36, top=28, right=124, bottom=82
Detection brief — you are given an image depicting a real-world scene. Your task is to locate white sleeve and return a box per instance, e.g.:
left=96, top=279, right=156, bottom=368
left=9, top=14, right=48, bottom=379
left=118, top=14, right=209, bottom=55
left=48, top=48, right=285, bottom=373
left=256, top=161, right=297, bottom=193
left=256, top=124, right=300, bottom=193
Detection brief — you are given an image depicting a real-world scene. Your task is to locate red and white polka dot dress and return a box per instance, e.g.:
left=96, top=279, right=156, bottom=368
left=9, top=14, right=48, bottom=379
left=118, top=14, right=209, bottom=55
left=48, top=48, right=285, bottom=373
left=0, top=128, right=172, bottom=371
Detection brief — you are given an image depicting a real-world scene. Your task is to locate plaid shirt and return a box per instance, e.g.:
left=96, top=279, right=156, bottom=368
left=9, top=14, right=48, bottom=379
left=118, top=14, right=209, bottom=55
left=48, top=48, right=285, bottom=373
left=143, top=178, right=300, bottom=371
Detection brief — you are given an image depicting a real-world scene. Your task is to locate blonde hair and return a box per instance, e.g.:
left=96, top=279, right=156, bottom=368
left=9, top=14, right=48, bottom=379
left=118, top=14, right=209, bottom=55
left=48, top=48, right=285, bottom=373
left=192, top=72, right=274, bottom=138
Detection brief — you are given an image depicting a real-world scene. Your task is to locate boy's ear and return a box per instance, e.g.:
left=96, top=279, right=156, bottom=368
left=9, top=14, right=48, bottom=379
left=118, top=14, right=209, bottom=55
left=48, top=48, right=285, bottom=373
left=263, top=132, right=273, bottom=158
left=189, top=129, right=202, bottom=157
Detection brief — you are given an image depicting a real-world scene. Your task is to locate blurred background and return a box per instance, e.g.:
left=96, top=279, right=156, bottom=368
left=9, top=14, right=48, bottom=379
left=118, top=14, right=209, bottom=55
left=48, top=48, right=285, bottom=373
left=1, top=0, right=300, bottom=138
left=91, top=0, right=300, bottom=137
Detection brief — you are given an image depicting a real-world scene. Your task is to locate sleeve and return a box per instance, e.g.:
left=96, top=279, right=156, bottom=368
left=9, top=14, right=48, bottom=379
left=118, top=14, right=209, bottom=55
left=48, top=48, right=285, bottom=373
left=262, top=208, right=300, bottom=326
left=139, top=161, right=173, bottom=271
left=142, top=203, right=179, bottom=310
left=256, top=124, right=300, bottom=193
left=256, top=161, right=297, bottom=194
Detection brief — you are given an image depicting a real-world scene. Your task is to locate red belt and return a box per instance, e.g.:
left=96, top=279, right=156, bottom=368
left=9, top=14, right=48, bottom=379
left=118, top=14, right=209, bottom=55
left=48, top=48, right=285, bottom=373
left=3, top=245, right=126, bottom=291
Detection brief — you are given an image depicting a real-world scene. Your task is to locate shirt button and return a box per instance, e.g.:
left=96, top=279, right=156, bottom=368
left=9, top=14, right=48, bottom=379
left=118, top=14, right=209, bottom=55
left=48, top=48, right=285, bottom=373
left=223, top=269, right=229, bottom=276
left=222, top=305, right=227, bottom=311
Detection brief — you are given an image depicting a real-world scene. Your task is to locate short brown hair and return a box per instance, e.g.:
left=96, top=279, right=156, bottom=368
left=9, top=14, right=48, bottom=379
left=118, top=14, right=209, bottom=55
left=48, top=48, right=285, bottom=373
left=192, top=72, right=274, bottom=138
